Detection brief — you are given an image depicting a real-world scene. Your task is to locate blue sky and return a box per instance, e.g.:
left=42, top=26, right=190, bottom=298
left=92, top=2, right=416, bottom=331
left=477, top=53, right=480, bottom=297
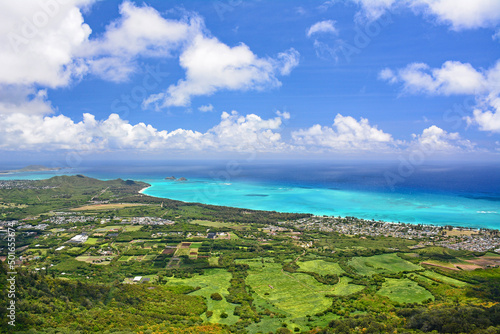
left=0, top=0, right=499, bottom=163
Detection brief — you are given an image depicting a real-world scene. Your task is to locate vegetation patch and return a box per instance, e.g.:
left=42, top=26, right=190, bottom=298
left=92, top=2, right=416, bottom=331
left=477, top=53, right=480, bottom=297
left=70, top=203, right=148, bottom=211
left=240, top=258, right=363, bottom=319
left=296, top=259, right=345, bottom=276
left=348, top=253, right=422, bottom=276
left=377, top=278, right=434, bottom=303
left=166, top=269, right=240, bottom=325
left=420, top=270, right=469, bottom=287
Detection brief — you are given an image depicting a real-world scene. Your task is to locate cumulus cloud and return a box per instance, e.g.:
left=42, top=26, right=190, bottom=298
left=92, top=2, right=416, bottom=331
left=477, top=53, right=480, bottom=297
left=0, top=0, right=93, bottom=88
left=352, top=0, right=500, bottom=29
left=144, top=35, right=300, bottom=108
left=0, top=1, right=300, bottom=115
left=198, top=104, right=214, bottom=112
left=0, top=86, right=53, bottom=115
left=0, top=111, right=289, bottom=152
left=306, top=20, right=338, bottom=37
left=380, top=61, right=488, bottom=95
left=410, top=125, right=475, bottom=152
left=382, top=60, right=500, bottom=133
left=291, top=114, right=395, bottom=151
left=412, top=0, right=500, bottom=30
left=351, top=0, right=397, bottom=22
left=84, top=2, right=203, bottom=82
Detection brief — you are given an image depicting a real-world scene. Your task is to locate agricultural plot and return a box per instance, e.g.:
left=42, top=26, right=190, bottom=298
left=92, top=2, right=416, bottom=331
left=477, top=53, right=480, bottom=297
left=84, top=237, right=100, bottom=245
left=166, top=269, right=239, bottom=325
left=70, top=203, right=147, bottom=211
left=190, top=219, right=244, bottom=230
left=377, top=278, right=434, bottom=304
left=239, top=258, right=363, bottom=319
left=93, top=226, right=123, bottom=233
left=419, top=270, right=469, bottom=287
left=297, top=259, right=345, bottom=276
left=348, top=253, right=422, bottom=276
left=208, top=256, right=220, bottom=266
left=75, top=255, right=114, bottom=265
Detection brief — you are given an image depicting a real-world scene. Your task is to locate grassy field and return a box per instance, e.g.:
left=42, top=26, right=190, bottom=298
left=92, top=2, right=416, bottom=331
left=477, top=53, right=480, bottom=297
left=348, top=253, right=423, bottom=276
left=93, top=226, right=123, bottom=232
left=419, top=270, right=469, bottom=287
left=189, top=219, right=243, bottom=230
left=377, top=278, right=434, bottom=303
left=238, top=258, right=363, bottom=319
left=297, top=259, right=345, bottom=276
left=75, top=255, right=114, bottom=265
left=166, top=269, right=239, bottom=325
left=84, top=237, right=100, bottom=245
left=70, top=203, right=148, bottom=211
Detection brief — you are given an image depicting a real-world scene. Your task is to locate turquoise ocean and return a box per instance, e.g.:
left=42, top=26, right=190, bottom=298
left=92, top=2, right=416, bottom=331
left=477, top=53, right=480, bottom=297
left=1, top=161, right=499, bottom=229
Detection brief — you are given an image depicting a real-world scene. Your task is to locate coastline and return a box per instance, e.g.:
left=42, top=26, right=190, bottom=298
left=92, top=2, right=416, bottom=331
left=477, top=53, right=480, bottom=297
left=137, top=185, right=499, bottom=233
left=139, top=186, right=151, bottom=194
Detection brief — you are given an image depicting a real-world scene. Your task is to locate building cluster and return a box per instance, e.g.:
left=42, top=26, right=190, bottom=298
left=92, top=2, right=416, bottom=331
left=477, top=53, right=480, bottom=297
left=45, top=215, right=96, bottom=225
left=437, top=235, right=500, bottom=252
left=0, top=180, right=56, bottom=190
left=121, top=217, right=175, bottom=225
left=18, top=223, right=50, bottom=230
left=282, top=216, right=500, bottom=252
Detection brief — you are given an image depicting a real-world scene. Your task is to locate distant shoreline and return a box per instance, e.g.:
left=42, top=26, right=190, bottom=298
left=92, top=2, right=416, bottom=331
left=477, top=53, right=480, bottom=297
left=137, top=181, right=499, bottom=233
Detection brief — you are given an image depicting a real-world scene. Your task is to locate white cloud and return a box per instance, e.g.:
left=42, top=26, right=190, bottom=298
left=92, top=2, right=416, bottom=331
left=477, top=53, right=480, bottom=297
left=410, top=125, right=475, bottom=152
left=292, top=114, right=395, bottom=151
left=352, top=0, right=500, bottom=30
left=412, top=0, right=500, bottom=30
left=380, top=61, right=487, bottom=95
left=0, top=110, right=289, bottom=152
left=198, top=104, right=214, bottom=112
left=0, top=0, right=93, bottom=88
left=84, top=1, right=203, bottom=82
left=0, top=86, right=53, bottom=115
left=351, top=0, right=397, bottom=22
left=382, top=60, right=500, bottom=133
left=144, top=34, right=300, bottom=108
left=306, top=20, right=338, bottom=37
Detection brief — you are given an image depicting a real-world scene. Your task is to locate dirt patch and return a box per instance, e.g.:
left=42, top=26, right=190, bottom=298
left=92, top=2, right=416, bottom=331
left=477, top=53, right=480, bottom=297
left=162, top=248, right=176, bottom=255
left=180, top=242, right=191, bottom=248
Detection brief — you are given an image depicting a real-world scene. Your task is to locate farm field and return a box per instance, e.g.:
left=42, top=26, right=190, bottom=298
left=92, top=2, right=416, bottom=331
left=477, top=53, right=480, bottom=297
left=70, top=203, right=148, bottom=211
left=348, top=253, right=422, bottom=276
left=297, top=259, right=345, bottom=276
left=419, top=270, right=469, bottom=287
left=84, top=237, right=100, bottom=245
left=190, top=219, right=244, bottom=230
left=75, top=255, right=115, bottom=265
left=238, top=258, right=363, bottom=319
left=377, top=278, right=434, bottom=303
left=166, top=269, right=239, bottom=325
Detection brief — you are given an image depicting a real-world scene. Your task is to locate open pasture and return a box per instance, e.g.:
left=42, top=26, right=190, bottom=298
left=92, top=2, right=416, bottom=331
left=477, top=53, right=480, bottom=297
left=377, top=278, right=434, bottom=304
left=348, top=253, right=422, bottom=276
left=419, top=270, right=469, bottom=287
left=166, top=269, right=239, bottom=325
left=297, top=259, right=345, bottom=276
left=238, top=258, right=363, bottom=319
left=190, top=219, right=244, bottom=230
left=70, top=203, right=148, bottom=211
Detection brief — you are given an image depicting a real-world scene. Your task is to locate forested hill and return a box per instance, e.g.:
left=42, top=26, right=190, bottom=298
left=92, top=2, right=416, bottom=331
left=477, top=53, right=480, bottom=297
left=0, top=175, right=149, bottom=219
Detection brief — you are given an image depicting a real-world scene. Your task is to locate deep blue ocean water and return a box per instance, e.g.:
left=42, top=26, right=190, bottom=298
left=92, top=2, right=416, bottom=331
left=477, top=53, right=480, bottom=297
left=1, top=160, right=499, bottom=229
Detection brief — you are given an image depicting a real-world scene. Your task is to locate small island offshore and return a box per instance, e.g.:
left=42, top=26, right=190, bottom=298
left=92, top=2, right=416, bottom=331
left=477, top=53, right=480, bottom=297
left=0, top=165, right=63, bottom=174
left=165, top=176, right=188, bottom=181
left=1, top=175, right=500, bottom=333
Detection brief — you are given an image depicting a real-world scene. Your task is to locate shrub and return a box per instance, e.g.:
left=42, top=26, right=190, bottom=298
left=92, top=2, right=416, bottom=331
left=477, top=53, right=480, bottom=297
left=210, top=292, right=223, bottom=301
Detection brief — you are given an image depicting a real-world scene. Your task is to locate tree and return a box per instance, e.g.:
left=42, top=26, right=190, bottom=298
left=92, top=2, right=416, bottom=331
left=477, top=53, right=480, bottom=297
left=210, top=292, right=223, bottom=301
